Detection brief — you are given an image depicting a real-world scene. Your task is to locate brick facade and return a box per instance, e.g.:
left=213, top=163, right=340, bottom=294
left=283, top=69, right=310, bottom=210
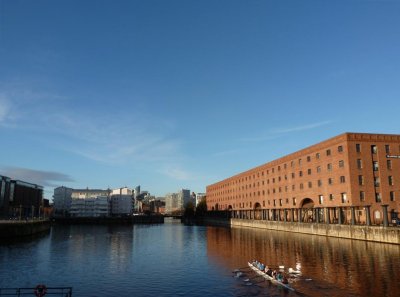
left=206, top=133, right=400, bottom=224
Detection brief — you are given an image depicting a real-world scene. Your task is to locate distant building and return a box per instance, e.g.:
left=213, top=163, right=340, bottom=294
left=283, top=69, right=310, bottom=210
left=134, top=186, right=140, bottom=199
left=53, top=186, right=73, bottom=215
left=71, top=188, right=111, bottom=199
left=148, top=197, right=165, bottom=214
left=42, top=198, right=53, bottom=218
left=53, top=187, right=111, bottom=217
left=0, top=175, right=43, bottom=219
left=70, top=196, right=109, bottom=217
left=179, top=189, right=191, bottom=208
left=110, top=187, right=133, bottom=216
left=112, top=187, right=133, bottom=196
left=165, top=193, right=178, bottom=214
left=165, top=189, right=191, bottom=214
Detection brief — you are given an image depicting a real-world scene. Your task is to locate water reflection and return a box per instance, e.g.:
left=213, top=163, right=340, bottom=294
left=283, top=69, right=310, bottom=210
left=1, top=223, right=399, bottom=297
left=206, top=226, right=400, bottom=297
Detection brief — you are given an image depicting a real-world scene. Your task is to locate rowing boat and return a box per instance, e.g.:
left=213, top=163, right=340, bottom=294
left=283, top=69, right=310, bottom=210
left=247, top=262, right=295, bottom=291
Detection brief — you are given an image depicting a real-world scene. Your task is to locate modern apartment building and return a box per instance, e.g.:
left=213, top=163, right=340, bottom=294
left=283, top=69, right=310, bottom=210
left=165, top=189, right=192, bottom=214
left=206, top=133, right=400, bottom=225
left=0, top=175, right=43, bottom=219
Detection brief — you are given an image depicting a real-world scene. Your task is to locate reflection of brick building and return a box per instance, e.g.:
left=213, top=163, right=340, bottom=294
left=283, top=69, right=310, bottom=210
left=206, top=133, right=400, bottom=225
left=0, top=175, right=43, bottom=219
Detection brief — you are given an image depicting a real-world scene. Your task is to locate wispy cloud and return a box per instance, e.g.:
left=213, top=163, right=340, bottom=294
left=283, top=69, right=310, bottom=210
left=0, top=167, right=75, bottom=187
left=0, top=95, right=12, bottom=123
left=271, top=121, right=332, bottom=134
left=0, top=83, right=190, bottom=184
left=212, top=149, right=242, bottom=157
left=238, top=134, right=280, bottom=143
left=62, top=115, right=180, bottom=165
left=158, top=166, right=195, bottom=181
left=238, top=121, right=332, bottom=143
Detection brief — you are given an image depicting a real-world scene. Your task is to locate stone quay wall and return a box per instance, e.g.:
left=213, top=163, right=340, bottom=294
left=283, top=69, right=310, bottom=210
left=0, top=220, right=51, bottom=239
left=204, top=217, right=400, bottom=244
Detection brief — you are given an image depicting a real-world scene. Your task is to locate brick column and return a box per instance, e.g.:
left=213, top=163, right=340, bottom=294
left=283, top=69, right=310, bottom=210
left=298, top=208, right=302, bottom=222
left=365, top=205, right=371, bottom=226
left=350, top=206, right=356, bottom=225
left=326, top=207, right=330, bottom=224
left=291, top=209, right=295, bottom=222
left=382, top=205, right=389, bottom=227
left=338, top=207, right=343, bottom=224
left=283, top=209, right=287, bottom=222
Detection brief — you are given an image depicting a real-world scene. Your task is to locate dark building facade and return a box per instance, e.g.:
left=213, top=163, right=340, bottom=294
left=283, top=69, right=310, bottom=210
left=0, top=175, right=44, bottom=219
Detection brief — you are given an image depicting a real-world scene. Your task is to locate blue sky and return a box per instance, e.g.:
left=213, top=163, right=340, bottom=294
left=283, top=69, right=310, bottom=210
left=1, top=0, right=400, bottom=199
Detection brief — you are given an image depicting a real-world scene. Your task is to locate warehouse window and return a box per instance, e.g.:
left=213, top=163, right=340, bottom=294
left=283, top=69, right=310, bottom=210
left=357, top=159, right=362, bottom=169
left=356, top=144, right=361, bottom=152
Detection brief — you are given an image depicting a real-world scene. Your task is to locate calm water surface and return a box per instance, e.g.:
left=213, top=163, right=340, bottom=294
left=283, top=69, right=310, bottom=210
left=1, top=219, right=400, bottom=297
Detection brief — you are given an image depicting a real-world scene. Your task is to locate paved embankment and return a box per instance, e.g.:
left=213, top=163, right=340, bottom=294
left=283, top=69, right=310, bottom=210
left=0, top=220, right=51, bottom=239
left=204, top=217, right=400, bottom=244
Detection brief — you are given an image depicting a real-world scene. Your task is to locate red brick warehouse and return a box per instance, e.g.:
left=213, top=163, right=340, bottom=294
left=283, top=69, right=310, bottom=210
left=206, top=132, right=400, bottom=225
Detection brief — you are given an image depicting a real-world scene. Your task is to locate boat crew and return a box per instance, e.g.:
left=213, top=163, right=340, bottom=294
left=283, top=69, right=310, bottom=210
left=266, top=267, right=273, bottom=276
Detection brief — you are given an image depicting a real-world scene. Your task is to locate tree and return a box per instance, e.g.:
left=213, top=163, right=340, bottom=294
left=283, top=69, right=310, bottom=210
left=184, top=201, right=195, bottom=218
left=195, top=197, right=207, bottom=217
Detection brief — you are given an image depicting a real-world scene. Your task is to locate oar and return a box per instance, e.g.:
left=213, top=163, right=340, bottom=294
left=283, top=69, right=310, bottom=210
left=243, top=274, right=263, bottom=282
left=232, top=266, right=251, bottom=272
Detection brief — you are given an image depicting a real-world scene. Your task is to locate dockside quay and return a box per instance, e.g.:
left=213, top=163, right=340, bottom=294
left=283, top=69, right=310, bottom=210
left=206, top=132, right=400, bottom=242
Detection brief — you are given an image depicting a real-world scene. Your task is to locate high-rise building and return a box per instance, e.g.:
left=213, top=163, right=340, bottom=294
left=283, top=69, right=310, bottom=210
left=53, top=186, right=73, bottom=215
left=165, top=189, right=191, bottom=214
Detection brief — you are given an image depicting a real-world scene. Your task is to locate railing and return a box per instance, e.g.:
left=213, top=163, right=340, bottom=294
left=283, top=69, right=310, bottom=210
left=0, top=287, right=72, bottom=297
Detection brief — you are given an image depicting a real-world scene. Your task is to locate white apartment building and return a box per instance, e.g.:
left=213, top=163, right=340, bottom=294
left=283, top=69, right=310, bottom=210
left=111, top=187, right=133, bottom=196
left=71, top=188, right=111, bottom=199
left=110, top=187, right=133, bottom=216
left=70, top=196, right=109, bottom=217
left=53, top=187, right=111, bottom=216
